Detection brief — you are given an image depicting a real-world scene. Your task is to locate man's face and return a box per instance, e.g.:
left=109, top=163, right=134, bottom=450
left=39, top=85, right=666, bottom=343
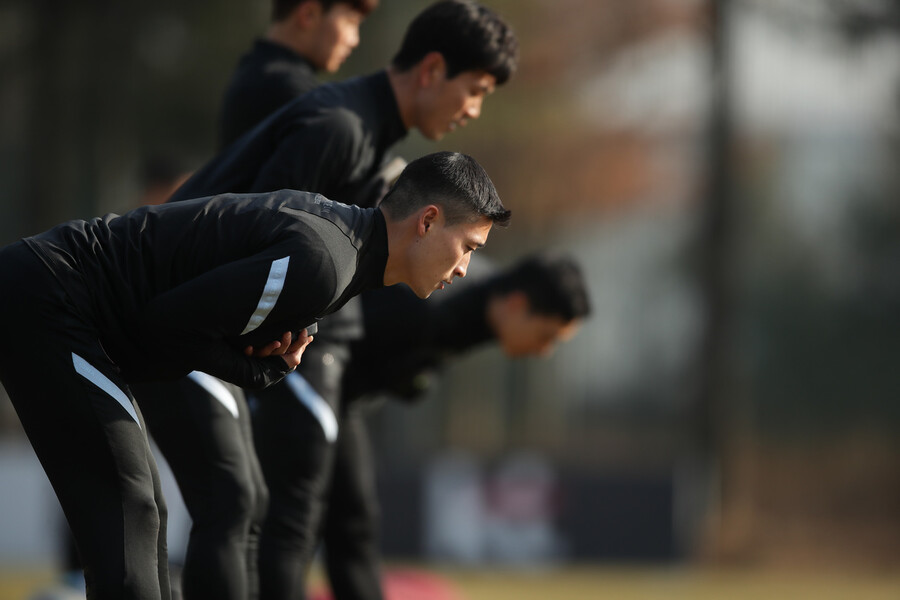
left=309, top=3, right=364, bottom=72
left=417, top=67, right=497, bottom=140
left=406, top=213, right=493, bottom=299
left=495, top=296, right=582, bottom=357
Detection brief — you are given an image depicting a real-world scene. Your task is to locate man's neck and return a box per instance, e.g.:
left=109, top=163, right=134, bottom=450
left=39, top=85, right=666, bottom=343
left=386, top=66, right=417, bottom=133
left=380, top=208, right=413, bottom=287
left=265, top=22, right=310, bottom=60
left=485, top=294, right=504, bottom=337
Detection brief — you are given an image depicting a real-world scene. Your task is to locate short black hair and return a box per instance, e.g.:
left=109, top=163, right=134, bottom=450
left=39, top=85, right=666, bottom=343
left=391, top=0, right=519, bottom=85
left=380, top=151, right=510, bottom=227
left=491, top=254, right=591, bottom=322
left=272, top=0, right=378, bottom=22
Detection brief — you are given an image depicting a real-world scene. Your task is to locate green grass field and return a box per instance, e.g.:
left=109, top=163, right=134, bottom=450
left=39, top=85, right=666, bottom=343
left=434, top=566, right=900, bottom=600
left=3, top=565, right=899, bottom=600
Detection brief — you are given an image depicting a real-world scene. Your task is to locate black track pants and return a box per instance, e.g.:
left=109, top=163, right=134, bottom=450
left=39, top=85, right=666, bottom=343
left=134, top=375, right=268, bottom=600
left=323, top=409, right=384, bottom=600
left=0, top=241, right=170, bottom=599
left=252, top=342, right=347, bottom=600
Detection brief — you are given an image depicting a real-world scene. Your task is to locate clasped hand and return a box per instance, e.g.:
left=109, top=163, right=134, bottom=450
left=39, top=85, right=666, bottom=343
left=243, top=329, right=314, bottom=370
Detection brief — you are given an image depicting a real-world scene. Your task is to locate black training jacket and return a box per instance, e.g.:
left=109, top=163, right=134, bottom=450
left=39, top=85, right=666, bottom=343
left=342, top=261, right=499, bottom=403
left=24, top=191, right=388, bottom=389
left=219, top=39, right=320, bottom=149
left=173, top=70, right=406, bottom=341
left=173, top=70, right=406, bottom=211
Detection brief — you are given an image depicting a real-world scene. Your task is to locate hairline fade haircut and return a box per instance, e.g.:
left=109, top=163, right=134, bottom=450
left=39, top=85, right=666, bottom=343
left=380, top=151, right=510, bottom=227
left=391, top=0, right=519, bottom=85
left=272, top=0, right=378, bottom=22
left=491, top=254, right=591, bottom=322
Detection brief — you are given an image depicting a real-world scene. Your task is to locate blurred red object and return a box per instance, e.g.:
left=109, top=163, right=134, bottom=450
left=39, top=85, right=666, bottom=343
left=309, top=568, right=466, bottom=600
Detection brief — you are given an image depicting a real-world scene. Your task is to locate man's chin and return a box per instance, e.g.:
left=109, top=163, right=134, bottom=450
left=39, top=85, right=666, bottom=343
left=423, top=127, right=446, bottom=141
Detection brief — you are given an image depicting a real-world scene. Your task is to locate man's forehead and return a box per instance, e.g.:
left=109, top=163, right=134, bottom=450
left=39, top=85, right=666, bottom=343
left=326, top=2, right=364, bottom=18
left=461, top=218, right=493, bottom=245
left=522, top=310, right=580, bottom=335
left=476, top=72, right=497, bottom=93
left=456, top=70, right=496, bottom=93
left=556, top=319, right=582, bottom=341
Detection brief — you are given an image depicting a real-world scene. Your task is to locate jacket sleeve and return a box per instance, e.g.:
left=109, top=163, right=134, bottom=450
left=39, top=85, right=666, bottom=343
left=251, top=110, right=361, bottom=197
left=134, top=246, right=334, bottom=389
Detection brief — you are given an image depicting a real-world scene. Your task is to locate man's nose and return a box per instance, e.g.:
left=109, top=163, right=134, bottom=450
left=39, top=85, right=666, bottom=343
left=453, top=253, right=472, bottom=278
left=349, top=30, right=360, bottom=48
left=465, top=97, right=483, bottom=120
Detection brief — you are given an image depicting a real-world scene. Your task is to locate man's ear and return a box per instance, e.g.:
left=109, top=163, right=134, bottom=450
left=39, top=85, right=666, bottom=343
left=490, top=291, right=528, bottom=336
left=417, top=52, right=447, bottom=88
left=498, top=290, right=530, bottom=317
left=418, top=205, right=440, bottom=236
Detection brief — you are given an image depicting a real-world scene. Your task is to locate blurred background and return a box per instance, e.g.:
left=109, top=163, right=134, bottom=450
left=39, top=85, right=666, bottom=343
left=1, top=0, right=899, bottom=597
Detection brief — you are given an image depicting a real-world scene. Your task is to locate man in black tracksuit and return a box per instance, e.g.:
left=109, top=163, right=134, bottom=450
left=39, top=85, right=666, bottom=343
left=134, top=3, right=379, bottom=587
left=134, top=2, right=520, bottom=599
left=282, top=253, right=591, bottom=600
left=142, top=55, right=406, bottom=600
left=0, top=151, right=509, bottom=600
left=219, top=0, right=378, bottom=149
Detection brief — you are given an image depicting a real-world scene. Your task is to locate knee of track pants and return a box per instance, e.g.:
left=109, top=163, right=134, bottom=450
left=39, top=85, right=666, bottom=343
left=193, top=469, right=268, bottom=537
